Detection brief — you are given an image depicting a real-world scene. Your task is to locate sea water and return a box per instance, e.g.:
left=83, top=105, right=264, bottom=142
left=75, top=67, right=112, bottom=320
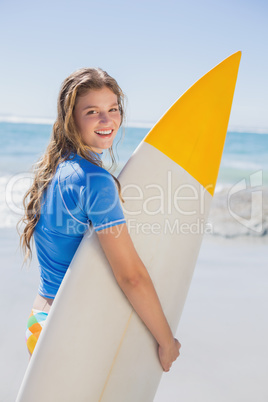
left=0, top=122, right=267, bottom=237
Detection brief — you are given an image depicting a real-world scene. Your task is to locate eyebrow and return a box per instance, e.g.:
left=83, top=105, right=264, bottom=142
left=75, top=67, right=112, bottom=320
left=82, top=102, right=119, bottom=111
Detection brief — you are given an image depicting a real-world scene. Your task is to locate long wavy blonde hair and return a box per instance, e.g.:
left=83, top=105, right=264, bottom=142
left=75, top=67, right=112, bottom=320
left=19, top=67, right=125, bottom=261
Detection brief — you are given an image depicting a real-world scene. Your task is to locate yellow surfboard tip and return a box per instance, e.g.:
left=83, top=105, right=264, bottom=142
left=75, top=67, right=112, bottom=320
left=145, top=52, right=241, bottom=196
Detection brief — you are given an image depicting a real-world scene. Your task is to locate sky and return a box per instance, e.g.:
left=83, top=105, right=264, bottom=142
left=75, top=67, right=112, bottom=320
left=0, top=0, right=267, bottom=132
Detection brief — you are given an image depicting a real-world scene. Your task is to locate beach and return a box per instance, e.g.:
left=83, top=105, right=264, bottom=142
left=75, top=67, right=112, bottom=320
left=1, top=228, right=267, bottom=401
left=0, top=228, right=39, bottom=402
left=0, top=122, right=268, bottom=401
left=155, top=236, right=268, bottom=402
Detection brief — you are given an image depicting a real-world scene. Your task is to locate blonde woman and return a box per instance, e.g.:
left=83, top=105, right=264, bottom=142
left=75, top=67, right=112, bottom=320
left=20, top=68, right=181, bottom=371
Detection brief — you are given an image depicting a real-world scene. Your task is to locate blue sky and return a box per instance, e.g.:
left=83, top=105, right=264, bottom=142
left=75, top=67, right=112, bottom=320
left=0, top=0, right=267, bottom=131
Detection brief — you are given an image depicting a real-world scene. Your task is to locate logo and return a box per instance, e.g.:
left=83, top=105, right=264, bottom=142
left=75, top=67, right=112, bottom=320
left=227, top=170, right=263, bottom=233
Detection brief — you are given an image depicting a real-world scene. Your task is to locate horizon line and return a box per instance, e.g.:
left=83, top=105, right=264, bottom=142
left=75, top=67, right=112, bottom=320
left=0, top=115, right=268, bottom=135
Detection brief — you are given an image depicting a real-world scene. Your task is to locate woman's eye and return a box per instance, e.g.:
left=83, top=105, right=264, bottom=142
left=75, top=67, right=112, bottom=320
left=87, top=110, right=97, bottom=115
left=110, top=108, right=119, bottom=112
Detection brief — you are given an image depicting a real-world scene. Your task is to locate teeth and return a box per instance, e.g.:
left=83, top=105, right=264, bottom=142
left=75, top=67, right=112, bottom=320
left=95, top=130, right=112, bottom=135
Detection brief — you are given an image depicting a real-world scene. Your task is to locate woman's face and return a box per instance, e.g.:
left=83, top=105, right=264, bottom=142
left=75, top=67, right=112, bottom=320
left=73, top=86, right=121, bottom=153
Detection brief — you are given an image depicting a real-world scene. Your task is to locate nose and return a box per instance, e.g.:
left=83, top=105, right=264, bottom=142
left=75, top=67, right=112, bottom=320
left=99, top=111, right=112, bottom=124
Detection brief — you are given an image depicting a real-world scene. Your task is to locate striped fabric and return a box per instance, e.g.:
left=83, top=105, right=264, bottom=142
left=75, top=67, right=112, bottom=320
left=25, top=309, right=48, bottom=355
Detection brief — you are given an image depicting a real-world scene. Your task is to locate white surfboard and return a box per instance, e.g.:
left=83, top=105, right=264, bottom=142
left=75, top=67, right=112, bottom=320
left=17, top=52, right=241, bottom=401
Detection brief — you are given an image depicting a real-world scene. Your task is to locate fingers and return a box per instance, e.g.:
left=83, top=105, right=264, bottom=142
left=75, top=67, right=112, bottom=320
left=158, top=338, right=182, bottom=372
left=175, top=338, right=181, bottom=352
left=161, top=339, right=181, bottom=372
left=163, top=364, right=171, bottom=372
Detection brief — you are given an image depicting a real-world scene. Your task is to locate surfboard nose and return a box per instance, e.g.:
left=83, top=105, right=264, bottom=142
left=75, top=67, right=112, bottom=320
left=144, top=51, right=242, bottom=196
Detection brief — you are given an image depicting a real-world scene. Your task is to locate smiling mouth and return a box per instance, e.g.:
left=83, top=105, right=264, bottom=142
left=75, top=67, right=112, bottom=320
left=95, top=129, right=113, bottom=136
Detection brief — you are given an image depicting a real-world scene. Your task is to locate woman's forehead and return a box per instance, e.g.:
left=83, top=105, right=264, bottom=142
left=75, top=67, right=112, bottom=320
left=75, top=87, right=118, bottom=108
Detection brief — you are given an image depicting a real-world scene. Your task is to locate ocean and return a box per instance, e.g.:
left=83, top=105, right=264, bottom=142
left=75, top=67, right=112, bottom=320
left=0, top=121, right=267, bottom=237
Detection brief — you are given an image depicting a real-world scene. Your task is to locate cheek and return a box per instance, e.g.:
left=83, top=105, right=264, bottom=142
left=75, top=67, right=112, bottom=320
left=76, top=117, right=93, bottom=133
left=116, top=114, right=122, bottom=126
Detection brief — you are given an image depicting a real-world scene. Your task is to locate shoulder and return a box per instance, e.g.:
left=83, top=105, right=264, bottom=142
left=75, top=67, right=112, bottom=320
left=58, top=153, right=111, bottom=186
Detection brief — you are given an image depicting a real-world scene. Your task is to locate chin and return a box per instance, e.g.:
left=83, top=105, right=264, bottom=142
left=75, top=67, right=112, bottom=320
left=101, top=142, right=114, bottom=151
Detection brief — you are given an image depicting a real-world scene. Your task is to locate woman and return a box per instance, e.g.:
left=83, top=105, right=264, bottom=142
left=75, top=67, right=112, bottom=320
left=20, top=67, right=181, bottom=372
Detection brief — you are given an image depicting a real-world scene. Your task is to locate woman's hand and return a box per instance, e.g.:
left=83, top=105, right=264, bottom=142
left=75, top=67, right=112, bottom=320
left=97, top=224, right=181, bottom=371
left=158, top=338, right=181, bottom=372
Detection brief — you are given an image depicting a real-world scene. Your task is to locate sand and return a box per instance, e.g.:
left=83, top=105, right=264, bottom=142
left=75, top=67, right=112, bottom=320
left=0, top=228, right=267, bottom=401
left=155, top=236, right=268, bottom=402
left=0, top=228, right=39, bottom=402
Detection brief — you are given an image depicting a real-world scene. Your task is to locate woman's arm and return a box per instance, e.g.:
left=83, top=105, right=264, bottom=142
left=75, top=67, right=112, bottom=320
left=96, top=223, right=181, bottom=372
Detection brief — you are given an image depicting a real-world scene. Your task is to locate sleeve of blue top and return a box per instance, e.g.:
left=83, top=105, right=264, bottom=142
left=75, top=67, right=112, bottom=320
left=81, top=170, right=126, bottom=232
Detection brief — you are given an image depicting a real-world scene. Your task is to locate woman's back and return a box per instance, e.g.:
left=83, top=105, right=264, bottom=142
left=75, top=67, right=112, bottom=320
left=34, top=153, right=125, bottom=299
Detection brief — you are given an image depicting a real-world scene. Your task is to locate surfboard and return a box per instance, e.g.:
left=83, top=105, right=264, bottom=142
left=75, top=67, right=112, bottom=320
left=16, top=51, right=241, bottom=401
